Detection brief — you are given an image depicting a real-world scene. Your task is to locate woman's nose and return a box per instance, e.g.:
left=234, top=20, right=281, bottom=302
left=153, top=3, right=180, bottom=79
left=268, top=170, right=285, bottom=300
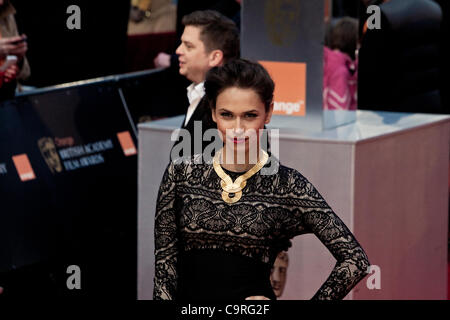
left=234, top=117, right=244, bottom=132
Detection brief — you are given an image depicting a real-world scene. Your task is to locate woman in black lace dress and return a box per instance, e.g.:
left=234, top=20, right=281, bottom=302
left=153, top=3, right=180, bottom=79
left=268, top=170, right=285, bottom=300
left=153, top=59, right=370, bottom=300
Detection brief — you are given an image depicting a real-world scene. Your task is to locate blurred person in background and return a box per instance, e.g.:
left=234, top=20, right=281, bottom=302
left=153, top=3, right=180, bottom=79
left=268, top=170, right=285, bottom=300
left=129, top=0, right=152, bottom=23
left=126, top=0, right=177, bottom=72
left=323, top=17, right=359, bottom=110
left=0, top=0, right=29, bottom=101
left=128, top=0, right=176, bottom=35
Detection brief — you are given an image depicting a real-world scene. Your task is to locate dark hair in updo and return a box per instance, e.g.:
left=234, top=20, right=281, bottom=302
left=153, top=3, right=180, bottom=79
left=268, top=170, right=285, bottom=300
left=204, top=59, right=275, bottom=112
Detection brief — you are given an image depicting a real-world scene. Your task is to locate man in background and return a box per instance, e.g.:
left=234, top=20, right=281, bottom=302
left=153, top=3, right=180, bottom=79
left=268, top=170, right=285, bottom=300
left=171, top=10, right=240, bottom=158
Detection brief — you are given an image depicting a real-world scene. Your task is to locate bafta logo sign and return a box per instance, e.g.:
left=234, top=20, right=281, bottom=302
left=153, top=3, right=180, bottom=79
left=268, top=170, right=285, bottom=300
left=38, top=137, right=63, bottom=174
left=264, top=0, right=301, bottom=47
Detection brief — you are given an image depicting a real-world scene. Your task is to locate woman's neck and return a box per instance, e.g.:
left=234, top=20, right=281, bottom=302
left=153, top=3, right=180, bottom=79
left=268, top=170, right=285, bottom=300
left=221, top=162, right=253, bottom=173
left=220, top=146, right=263, bottom=173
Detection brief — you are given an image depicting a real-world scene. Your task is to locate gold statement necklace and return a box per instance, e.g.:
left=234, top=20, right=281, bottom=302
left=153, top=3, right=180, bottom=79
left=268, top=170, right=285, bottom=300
left=213, top=148, right=269, bottom=204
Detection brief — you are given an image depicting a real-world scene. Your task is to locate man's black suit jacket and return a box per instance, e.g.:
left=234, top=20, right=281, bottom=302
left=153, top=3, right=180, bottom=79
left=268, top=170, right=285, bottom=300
left=171, top=96, right=217, bottom=160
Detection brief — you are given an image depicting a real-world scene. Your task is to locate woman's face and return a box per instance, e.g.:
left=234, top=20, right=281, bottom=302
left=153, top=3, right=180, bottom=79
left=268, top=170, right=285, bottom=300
left=212, top=86, right=273, bottom=155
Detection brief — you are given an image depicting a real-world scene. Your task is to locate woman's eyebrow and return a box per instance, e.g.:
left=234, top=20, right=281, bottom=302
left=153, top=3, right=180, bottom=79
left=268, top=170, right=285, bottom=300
left=217, top=108, right=231, bottom=112
left=216, top=108, right=259, bottom=113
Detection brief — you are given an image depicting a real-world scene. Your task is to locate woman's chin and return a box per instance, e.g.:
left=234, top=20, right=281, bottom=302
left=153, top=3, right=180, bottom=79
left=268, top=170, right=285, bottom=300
left=225, top=140, right=248, bottom=152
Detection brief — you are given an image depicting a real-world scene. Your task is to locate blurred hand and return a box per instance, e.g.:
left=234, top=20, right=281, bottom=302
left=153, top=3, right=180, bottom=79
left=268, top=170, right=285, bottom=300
left=4, top=64, right=19, bottom=83
left=0, top=35, right=27, bottom=60
left=153, top=52, right=171, bottom=69
left=0, top=36, right=20, bottom=58
left=9, top=42, right=28, bottom=61
left=245, top=296, right=270, bottom=300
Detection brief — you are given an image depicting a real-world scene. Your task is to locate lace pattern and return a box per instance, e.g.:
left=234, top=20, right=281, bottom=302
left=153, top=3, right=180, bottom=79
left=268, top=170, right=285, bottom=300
left=153, top=156, right=369, bottom=300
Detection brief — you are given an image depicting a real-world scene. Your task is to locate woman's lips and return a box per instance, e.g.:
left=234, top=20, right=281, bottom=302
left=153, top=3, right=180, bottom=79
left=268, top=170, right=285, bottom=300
left=229, top=137, right=248, bottom=144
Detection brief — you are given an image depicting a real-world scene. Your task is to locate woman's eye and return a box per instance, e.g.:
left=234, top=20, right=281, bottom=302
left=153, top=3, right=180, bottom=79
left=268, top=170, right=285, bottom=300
left=221, top=112, right=232, bottom=117
left=245, top=113, right=257, bottom=118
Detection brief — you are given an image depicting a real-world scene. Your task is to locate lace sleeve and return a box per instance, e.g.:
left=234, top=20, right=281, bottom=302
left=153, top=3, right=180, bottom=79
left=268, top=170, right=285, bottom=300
left=287, top=170, right=370, bottom=300
left=153, top=161, right=180, bottom=300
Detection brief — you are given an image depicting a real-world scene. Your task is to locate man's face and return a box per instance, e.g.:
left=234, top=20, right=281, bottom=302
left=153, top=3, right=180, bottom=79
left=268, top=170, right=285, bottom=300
left=176, top=25, right=214, bottom=84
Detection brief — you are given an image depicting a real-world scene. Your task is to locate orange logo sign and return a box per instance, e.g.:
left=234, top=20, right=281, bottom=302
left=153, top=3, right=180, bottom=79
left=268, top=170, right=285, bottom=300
left=12, top=154, right=36, bottom=181
left=117, top=131, right=137, bottom=156
left=259, top=61, right=307, bottom=116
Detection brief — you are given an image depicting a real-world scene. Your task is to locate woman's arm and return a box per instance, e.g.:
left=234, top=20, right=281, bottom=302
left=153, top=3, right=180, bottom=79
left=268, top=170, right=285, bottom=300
left=153, top=161, right=180, bottom=300
left=306, top=209, right=370, bottom=300
left=288, top=171, right=370, bottom=300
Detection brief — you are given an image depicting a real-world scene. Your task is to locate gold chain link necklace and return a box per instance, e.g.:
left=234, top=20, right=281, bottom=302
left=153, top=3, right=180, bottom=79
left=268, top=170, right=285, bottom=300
left=213, top=148, right=269, bottom=204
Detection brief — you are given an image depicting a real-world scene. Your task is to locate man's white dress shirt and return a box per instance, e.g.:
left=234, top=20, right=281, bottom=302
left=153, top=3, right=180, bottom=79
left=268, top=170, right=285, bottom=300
left=184, top=82, right=205, bottom=126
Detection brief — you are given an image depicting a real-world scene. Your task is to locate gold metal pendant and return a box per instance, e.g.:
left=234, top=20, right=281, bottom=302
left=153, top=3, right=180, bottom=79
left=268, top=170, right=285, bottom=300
left=222, top=190, right=242, bottom=204
left=213, top=149, right=268, bottom=204
left=220, top=180, right=247, bottom=193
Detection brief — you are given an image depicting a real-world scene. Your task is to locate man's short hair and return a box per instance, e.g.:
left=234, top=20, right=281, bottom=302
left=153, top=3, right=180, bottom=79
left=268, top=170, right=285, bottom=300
left=182, top=10, right=240, bottom=63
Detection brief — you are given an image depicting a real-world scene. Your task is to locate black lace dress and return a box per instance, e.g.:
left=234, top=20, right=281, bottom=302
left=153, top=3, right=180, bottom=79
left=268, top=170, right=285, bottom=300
left=153, top=155, right=370, bottom=300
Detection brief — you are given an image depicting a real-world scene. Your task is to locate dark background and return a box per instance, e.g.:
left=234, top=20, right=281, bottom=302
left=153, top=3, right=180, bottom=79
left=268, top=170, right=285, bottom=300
left=0, top=82, right=138, bottom=298
left=12, top=0, right=130, bottom=87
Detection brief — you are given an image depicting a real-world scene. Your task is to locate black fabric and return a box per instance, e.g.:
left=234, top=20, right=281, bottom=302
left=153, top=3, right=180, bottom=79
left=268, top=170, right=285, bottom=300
left=170, top=96, right=217, bottom=160
left=358, top=0, right=445, bottom=113
left=434, top=0, right=450, bottom=113
left=153, top=155, right=370, bottom=300
left=13, top=0, right=130, bottom=87
left=177, top=249, right=276, bottom=301
left=0, top=81, right=17, bottom=102
left=182, top=97, right=215, bottom=136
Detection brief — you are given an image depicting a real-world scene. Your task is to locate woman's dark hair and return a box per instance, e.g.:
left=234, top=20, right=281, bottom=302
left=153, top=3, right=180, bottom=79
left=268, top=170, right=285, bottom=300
left=204, top=59, right=275, bottom=112
left=328, top=17, right=359, bottom=60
